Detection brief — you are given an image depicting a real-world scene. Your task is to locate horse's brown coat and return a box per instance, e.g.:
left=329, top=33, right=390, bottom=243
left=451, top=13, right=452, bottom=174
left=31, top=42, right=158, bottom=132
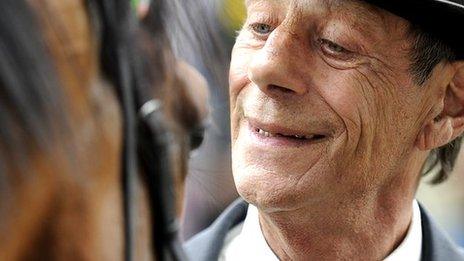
left=0, top=0, right=208, bottom=259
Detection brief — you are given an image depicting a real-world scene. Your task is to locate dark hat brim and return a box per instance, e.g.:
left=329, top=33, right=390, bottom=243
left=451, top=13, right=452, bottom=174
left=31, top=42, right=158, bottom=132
left=363, top=0, right=464, bottom=58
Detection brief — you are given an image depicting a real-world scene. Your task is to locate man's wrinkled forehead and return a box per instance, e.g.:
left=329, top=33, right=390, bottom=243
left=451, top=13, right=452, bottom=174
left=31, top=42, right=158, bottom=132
left=245, top=0, right=382, bottom=17
left=244, top=0, right=407, bottom=39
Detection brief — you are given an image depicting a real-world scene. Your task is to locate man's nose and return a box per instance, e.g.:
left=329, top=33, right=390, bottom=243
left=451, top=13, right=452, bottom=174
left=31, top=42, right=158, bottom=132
left=248, top=30, right=309, bottom=96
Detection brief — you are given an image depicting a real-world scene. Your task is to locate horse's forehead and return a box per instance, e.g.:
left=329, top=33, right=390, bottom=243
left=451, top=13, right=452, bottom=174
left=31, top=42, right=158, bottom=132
left=28, top=0, right=122, bottom=154
left=30, top=0, right=96, bottom=69
left=29, top=0, right=99, bottom=94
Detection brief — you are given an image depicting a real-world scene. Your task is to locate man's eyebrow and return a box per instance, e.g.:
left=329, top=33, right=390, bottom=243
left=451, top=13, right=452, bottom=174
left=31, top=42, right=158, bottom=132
left=245, top=0, right=280, bottom=7
left=354, top=6, right=393, bottom=39
left=326, top=1, right=391, bottom=41
left=245, top=0, right=258, bottom=6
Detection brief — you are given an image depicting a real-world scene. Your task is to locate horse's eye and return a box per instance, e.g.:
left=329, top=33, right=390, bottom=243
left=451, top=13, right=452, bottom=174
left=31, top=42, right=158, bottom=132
left=189, top=124, right=206, bottom=151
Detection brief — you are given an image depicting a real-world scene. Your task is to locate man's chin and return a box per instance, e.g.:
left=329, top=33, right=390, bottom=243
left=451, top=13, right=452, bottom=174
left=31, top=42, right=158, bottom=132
left=234, top=175, right=313, bottom=213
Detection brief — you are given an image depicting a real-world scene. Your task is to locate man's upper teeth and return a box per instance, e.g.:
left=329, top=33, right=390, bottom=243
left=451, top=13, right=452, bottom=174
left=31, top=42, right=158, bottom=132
left=258, top=129, right=275, bottom=137
left=258, top=128, right=311, bottom=139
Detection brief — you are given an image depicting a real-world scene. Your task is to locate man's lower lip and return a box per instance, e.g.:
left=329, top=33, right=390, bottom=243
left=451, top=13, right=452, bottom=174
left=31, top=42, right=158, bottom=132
left=247, top=123, right=327, bottom=147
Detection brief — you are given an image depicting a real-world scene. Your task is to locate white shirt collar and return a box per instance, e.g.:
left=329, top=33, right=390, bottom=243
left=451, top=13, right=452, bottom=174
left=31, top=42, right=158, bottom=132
left=384, top=200, right=422, bottom=261
left=220, top=203, right=278, bottom=261
left=221, top=200, right=422, bottom=261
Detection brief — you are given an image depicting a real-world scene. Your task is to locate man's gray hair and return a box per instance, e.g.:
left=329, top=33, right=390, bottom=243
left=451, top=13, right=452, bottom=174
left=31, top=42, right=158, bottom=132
left=409, top=25, right=463, bottom=184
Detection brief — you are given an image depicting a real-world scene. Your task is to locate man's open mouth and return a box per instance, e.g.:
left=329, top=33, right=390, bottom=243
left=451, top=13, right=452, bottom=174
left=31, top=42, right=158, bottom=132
left=254, top=127, right=326, bottom=141
left=254, top=128, right=325, bottom=140
left=245, top=117, right=330, bottom=146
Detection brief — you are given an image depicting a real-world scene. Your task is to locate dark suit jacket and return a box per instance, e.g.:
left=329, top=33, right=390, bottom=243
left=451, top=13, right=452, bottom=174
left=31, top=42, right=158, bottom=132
left=185, top=198, right=464, bottom=261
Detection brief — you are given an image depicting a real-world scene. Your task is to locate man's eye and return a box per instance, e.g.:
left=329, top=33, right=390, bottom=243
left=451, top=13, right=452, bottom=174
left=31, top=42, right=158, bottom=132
left=319, top=39, right=350, bottom=54
left=250, top=23, right=273, bottom=35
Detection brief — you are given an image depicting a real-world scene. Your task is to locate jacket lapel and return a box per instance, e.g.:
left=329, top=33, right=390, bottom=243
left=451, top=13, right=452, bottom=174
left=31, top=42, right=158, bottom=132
left=185, top=199, right=248, bottom=261
left=420, top=204, right=464, bottom=261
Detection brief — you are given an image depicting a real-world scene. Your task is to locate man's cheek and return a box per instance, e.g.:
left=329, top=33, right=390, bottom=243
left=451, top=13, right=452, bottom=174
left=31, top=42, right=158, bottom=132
left=322, top=77, right=384, bottom=173
left=230, top=47, right=254, bottom=86
left=324, top=79, right=368, bottom=141
left=229, top=47, right=256, bottom=116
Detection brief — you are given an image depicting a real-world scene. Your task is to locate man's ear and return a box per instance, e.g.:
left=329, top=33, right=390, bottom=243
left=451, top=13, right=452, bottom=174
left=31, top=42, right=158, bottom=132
left=417, top=62, right=464, bottom=151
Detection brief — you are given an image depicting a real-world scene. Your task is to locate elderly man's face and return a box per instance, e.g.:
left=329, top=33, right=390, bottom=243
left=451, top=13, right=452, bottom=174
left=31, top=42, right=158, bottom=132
left=230, top=0, right=449, bottom=210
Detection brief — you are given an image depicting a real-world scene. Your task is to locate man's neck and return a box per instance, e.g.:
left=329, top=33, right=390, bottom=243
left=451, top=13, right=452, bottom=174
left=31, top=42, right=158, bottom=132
left=258, top=193, right=415, bottom=260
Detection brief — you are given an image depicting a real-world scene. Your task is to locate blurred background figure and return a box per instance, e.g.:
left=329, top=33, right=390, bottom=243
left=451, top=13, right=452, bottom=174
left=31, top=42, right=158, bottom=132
left=177, top=0, right=242, bottom=240
left=181, top=0, right=464, bottom=247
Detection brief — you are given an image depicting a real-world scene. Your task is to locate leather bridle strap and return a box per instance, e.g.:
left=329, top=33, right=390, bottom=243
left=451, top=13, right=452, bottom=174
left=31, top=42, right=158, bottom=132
left=92, top=1, right=186, bottom=260
left=93, top=1, right=138, bottom=260
left=138, top=100, right=187, bottom=261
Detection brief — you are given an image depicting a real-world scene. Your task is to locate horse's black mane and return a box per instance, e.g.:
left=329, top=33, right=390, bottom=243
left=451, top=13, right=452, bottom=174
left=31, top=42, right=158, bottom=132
left=0, top=0, right=65, bottom=176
